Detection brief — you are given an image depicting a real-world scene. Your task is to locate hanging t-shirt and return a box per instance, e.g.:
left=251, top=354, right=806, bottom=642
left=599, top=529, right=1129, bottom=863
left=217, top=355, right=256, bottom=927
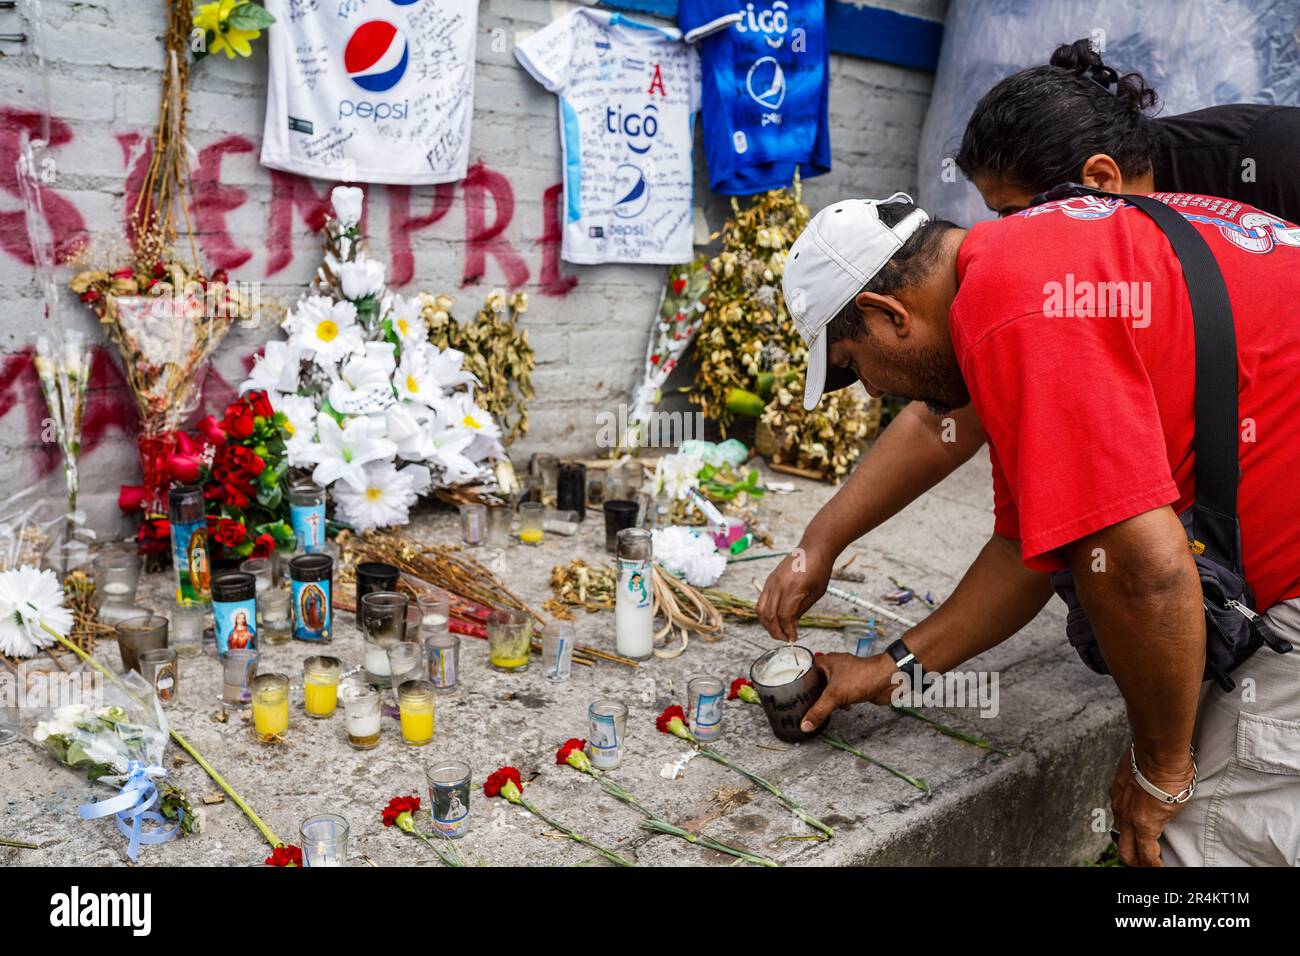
left=679, top=0, right=831, bottom=195
left=260, top=0, right=477, bottom=185
left=516, top=9, right=701, bottom=265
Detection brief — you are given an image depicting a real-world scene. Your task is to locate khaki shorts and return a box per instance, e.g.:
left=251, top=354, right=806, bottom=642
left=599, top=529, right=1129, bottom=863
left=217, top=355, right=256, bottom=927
left=1161, top=598, right=1300, bottom=866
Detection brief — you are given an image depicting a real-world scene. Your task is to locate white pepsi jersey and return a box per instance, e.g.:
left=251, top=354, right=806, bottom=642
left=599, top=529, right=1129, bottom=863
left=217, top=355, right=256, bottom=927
left=260, top=0, right=477, bottom=185
left=516, top=8, right=701, bottom=265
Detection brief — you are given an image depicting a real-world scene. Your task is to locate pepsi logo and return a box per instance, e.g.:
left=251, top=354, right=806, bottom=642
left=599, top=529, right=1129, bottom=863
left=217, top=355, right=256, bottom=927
left=613, top=163, right=651, bottom=219
left=345, top=20, right=409, bottom=93
left=746, top=56, right=786, bottom=110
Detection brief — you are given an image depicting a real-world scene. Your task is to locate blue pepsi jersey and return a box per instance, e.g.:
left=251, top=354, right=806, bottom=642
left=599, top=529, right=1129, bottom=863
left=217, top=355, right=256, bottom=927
left=680, top=0, right=831, bottom=195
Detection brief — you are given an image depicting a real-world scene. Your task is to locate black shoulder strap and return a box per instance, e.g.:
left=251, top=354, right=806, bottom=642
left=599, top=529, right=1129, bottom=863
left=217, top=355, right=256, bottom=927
left=1032, top=184, right=1240, bottom=567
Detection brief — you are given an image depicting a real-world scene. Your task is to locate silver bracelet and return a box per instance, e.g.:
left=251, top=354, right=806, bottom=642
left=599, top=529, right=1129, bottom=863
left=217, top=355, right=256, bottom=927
left=1130, top=745, right=1198, bottom=804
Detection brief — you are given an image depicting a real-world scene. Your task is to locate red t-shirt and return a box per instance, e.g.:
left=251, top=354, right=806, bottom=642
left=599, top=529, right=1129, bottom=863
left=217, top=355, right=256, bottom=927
left=951, top=192, right=1300, bottom=610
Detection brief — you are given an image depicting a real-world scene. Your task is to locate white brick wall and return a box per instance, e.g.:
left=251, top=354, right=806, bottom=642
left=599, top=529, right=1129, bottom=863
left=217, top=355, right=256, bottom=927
left=0, top=0, right=938, bottom=537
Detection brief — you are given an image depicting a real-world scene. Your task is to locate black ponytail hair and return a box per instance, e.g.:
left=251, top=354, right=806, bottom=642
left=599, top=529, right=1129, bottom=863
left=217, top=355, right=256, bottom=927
left=954, top=38, right=1161, bottom=193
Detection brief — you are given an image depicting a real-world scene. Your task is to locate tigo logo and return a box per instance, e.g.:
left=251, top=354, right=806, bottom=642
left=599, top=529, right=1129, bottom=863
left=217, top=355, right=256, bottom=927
left=345, top=21, right=409, bottom=92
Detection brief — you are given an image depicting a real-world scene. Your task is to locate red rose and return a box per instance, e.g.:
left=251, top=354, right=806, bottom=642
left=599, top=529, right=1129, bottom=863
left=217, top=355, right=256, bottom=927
left=221, top=483, right=251, bottom=510
left=381, top=795, right=421, bottom=828
left=198, top=414, right=227, bottom=446
left=212, top=518, right=246, bottom=548
left=118, top=485, right=146, bottom=513
left=265, top=844, right=303, bottom=867
left=222, top=406, right=255, bottom=439
left=483, top=766, right=523, bottom=800
left=251, top=533, right=275, bottom=559
left=136, top=518, right=171, bottom=556
left=246, top=390, right=274, bottom=419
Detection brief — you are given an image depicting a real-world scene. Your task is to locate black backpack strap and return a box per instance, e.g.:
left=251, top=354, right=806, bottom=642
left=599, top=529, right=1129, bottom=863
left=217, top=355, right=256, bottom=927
left=1034, top=184, right=1240, bottom=568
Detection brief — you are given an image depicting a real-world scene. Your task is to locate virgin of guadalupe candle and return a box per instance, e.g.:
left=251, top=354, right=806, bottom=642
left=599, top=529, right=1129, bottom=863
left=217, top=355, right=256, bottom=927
left=615, top=528, right=654, bottom=660
left=289, top=554, right=333, bottom=643
left=427, top=761, right=471, bottom=839
left=211, top=573, right=257, bottom=656
left=168, top=485, right=211, bottom=605
left=289, top=480, right=327, bottom=553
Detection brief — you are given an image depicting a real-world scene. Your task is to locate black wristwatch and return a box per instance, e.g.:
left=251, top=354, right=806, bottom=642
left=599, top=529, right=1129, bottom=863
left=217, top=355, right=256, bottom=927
left=885, top=638, right=918, bottom=679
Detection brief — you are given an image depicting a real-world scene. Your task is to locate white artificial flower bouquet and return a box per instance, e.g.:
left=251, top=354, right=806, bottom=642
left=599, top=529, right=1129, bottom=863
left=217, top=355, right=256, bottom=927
left=240, top=186, right=504, bottom=531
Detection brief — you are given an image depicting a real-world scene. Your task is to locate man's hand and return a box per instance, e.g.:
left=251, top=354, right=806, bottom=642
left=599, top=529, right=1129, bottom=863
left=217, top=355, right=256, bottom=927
left=757, top=545, right=833, bottom=642
left=799, top=652, right=897, bottom=732
left=1109, top=749, right=1195, bottom=867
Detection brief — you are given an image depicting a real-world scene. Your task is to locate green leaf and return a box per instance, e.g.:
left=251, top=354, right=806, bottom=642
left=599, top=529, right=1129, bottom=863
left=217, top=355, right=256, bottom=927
left=226, top=3, right=276, bottom=31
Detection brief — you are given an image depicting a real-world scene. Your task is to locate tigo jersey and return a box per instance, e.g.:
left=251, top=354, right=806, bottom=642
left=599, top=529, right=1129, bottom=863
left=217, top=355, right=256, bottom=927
left=261, top=0, right=477, bottom=185
left=516, top=9, right=701, bottom=265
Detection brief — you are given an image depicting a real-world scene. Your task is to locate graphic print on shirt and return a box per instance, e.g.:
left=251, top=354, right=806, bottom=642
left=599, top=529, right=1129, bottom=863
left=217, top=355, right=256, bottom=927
left=261, top=0, right=478, bottom=185
left=516, top=9, right=700, bottom=265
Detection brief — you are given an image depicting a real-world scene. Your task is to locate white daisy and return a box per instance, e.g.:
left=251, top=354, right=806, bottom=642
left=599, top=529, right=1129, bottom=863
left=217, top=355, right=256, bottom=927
left=299, top=413, right=397, bottom=492
left=338, top=256, right=386, bottom=302
left=285, top=296, right=363, bottom=365
left=0, top=566, right=73, bottom=659
left=270, top=393, right=319, bottom=467
left=440, top=390, right=503, bottom=462
left=332, top=461, right=419, bottom=532
left=387, top=295, right=428, bottom=347
left=394, top=344, right=445, bottom=408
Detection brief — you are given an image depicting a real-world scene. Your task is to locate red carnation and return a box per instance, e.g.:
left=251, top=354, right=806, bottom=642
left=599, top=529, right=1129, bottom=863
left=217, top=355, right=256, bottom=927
left=728, top=677, right=760, bottom=704
left=381, top=795, right=421, bottom=828
left=483, top=766, right=524, bottom=802
left=655, top=704, right=686, bottom=734
left=265, top=844, right=303, bottom=867
left=555, top=738, right=585, bottom=765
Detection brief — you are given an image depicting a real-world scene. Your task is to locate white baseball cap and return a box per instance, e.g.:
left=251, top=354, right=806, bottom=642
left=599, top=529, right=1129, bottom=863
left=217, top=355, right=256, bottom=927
left=783, top=193, right=930, bottom=410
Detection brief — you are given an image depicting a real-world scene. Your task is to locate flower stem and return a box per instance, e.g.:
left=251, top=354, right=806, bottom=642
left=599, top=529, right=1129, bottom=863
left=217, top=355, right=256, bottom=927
left=45, top=627, right=283, bottom=849
left=518, top=797, right=634, bottom=867
left=891, top=705, right=1011, bottom=756
left=822, top=732, right=932, bottom=796
left=698, top=745, right=833, bottom=840
left=413, top=828, right=465, bottom=867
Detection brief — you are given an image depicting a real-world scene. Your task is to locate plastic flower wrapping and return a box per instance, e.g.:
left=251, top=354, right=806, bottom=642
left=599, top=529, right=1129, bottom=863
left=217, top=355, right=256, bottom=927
left=240, top=186, right=505, bottom=531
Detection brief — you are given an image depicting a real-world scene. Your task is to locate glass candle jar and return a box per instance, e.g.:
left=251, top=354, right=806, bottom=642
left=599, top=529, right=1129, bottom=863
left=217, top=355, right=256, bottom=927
left=341, top=683, right=381, bottom=750
left=615, top=528, right=654, bottom=661
left=360, top=590, right=408, bottom=640
left=485, top=504, right=511, bottom=547
left=240, top=557, right=274, bottom=595
left=289, top=553, right=333, bottom=643
left=427, top=761, right=471, bottom=839
left=116, top=613, right=168, bottom=674
left=518, top=501, right=544, bottom=545
left=425, top=632, right=460, bottom=689
left=602, top=499, right=639, bottom=553
left=487, top=609, right=531, bottom=672
left=251, top=673, right=290, bottom=738
left=587, top=700, right=628, bottom=770
left=542, top=621, right=575, bottom=682
left=169, top=602, right=206, bottom=658
left=354, top=562, right=400, bottom=626
left=288, top=480, right=327, bottom=553
left=300, top=813, right=348, bottom=867
left=222, top=648, right=259, bottom=707
left=303, top=655, right=343, bottom=718
left=531, top=452, right=559, bottom=505
left=557, top=462, right=587, bottom=519
left=93, top=549, right=142, bottom=608
left=386, top=641, right=423, bottom=691
left=168, top=484, right=211, bottom=605
left=845, top=623, right=880, bottom=658
left=688, top=676, right=725, bottom=742
left=258, top=588, right=293, bottom=645
left=459, top=502, right=486, bottom=546
left=542, top=509, right=580, bottom=536
left=416, top=588, right=450, bottom=636
left=211, top=572, right=257, bottom=656
left=275, top=538, right=300, bottom=588
left=139, top=648, right=179, bottom=707
left=612, top=460, right=643, bottom=500
left=397, top=679, right=435, bottom=746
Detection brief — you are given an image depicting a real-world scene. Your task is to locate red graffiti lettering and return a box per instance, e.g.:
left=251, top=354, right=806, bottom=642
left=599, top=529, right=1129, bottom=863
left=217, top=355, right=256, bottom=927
left=648, top=63, right=666, bottom=97
left=191, top=135, right=255, bottom=271
left=0, top=109, right=86, bottom=265
left=265, top=171, right=334, bottom=277
left=537, top=183, right=577, bottom=297
left=387, top=182, right=456, bottom=287
left=461, top=162, right=527, bottom=289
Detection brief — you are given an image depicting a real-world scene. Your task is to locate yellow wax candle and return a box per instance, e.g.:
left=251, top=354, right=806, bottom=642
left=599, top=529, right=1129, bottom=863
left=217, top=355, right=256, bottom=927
left=304, top=681, right=338, bottom=717
left=400, top=707, right=434, bottom=745
left=253, top=697, right=289, bottom=737
left=519, top=528, right=544, bottom=544
left=490, top=653, right=530, bottom=669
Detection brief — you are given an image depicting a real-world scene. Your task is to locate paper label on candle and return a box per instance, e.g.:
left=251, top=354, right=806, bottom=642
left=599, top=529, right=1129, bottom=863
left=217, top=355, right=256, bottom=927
left=431, top=781, right=470, bottom=837
left=291, top=578, right=331, bottom=642
left=588, top=713, right=621, bottom=768
left=291, top=502, right=326, bottom=552
left=170, top=520, right=212, bottom=604
left=153, top=665, right=176, bottom=701
left=692, top=691, right=723, bottom=734
left=428, top=646, right=457, bottom=688
left=213, top=597, right=257, bottom=656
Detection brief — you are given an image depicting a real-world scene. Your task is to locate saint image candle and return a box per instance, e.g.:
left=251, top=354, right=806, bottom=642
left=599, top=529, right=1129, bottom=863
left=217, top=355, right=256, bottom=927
left=459, top=502, right=486, bottom=545
left=211, top=572, right=257, bottom=656
left=688, top=676, right=724, bottom=742
left=587, top=700, right=627, bottom=770
left=289, top=480, right=327, bottom=553
left=251, top=673, right=289, bottom=738
left=168, top=485, right=211, bottom=605
left=397, top=679, right=435, bottom=746
left=615, top=528, right=654, bottom=661
left=289, top=553, right=332, bottom=643
left=342, top=683, right=381, bottom=750
left=426, top=632, right=460, bottom=689
left=303, top=655, right=342, bottom=718
left=426, top=761, right=471, bottom=839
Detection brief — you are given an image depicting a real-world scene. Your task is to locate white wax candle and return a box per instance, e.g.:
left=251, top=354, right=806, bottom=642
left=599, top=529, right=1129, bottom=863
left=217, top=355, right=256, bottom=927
left=346, top=710, right=381, bottom=737
left=615, top=564, right=654, bottom=659
left=422, top=613, right=447, bottom=629
left=102, top=582, right=131, bottom=596
left=364, top=645, right=391, bottom=676
left=761, top=647, right=810, bottom=686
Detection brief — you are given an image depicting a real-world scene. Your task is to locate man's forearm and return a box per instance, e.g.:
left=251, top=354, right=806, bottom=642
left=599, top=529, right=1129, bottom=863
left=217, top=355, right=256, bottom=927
left=801, top=401, right=985, bottom=559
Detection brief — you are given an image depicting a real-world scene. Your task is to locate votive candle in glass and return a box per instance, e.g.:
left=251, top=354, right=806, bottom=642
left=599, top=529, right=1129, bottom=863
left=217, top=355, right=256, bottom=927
left=289, top=553, right=333, bottom=643
left=240, top=557, right=273, bottom=595
left=222, top=648, right=259, bottom=706
left=169, top=602, right=206, bottom=658
left=426, top=761, right=471, bottom=839
left=387, top=641, right=423, bottom=691
left=602, top=499, right=639, bottom=553
left=557, top=462, right=587, bottom=519
left=300, top=813, right=348, bottom=867
left=289, top=480, right=327, bottom=553
left=303, top=655, right=343, bottom=718
left=845, top=623, right=880, bottom=658
left=542, top=621, right=575, bottom=682
left=341, top=683, right=381, bottom=750
left=426, top=632, right=460, bottom=689
left=168, top=484, right=211, bottom=605
left=93, top=549, right=141, bottom=608
left=354, top=561, right=400, bottom=624
left=405, top=603, right=422, bottom=643
left=416, top=588, right=450, bottom=635
left=615, top=528, right=654, bottom=661
left=518, top=501, right=544, bottom=545
left=531, top=452, right=559, bottom=505
left=397, top=679, right=435, bottom=746
left=485, top=504, right=511, bottom=547
left=459, top=502, right=486, bottom=546
left=115, top=613, right=168, bottom=674
left=587, top=700, right=628, bottom=770
left=139, top=648, right=179, bottom=707
left=211, top=572, right=257, bottom=656
left=487, top=609, right=531, bottom=672
left=258, top=588, right=292, bottom=645
left=251, top=673, right=290, bottom=738
left=688, top=676, right=725, bottom=742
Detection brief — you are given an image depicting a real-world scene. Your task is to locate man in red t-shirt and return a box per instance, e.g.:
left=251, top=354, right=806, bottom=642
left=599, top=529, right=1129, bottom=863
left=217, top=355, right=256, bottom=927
left=762, top=192, right=1300, bottom=866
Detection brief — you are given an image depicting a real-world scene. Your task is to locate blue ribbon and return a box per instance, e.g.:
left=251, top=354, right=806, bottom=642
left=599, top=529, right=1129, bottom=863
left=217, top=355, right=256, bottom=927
left=78, top=759, right=181, bottom=861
